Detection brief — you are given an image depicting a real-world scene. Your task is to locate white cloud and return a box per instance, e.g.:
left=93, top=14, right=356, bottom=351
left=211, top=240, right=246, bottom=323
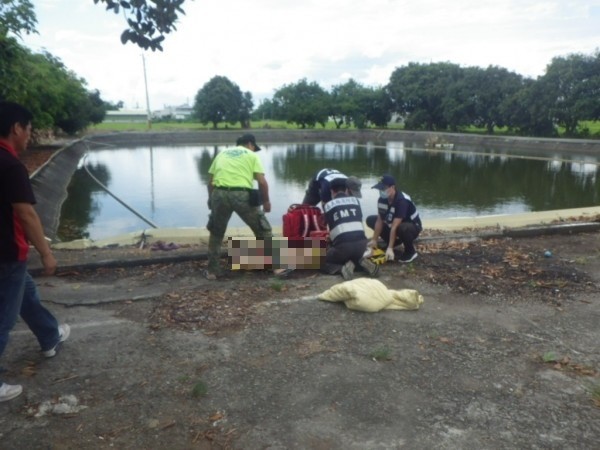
left=21, top=0, right=600, bottom=109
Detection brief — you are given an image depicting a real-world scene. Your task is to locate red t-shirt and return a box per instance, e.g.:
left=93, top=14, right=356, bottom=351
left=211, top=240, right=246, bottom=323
left=0, top=143, right=36, bottom=262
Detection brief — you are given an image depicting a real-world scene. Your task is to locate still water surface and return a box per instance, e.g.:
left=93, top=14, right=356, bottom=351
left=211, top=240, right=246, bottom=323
left=58, top=141, right=600, bottom=241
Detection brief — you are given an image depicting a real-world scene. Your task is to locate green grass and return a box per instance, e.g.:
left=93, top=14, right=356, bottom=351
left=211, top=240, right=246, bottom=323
left=191, top=380, right=208, bottom=398
left=370, top=346, right=392, bottom=361
left=590, top=383, right=600, bottom=405
left=580, top=120, right=600, bottom=135
left=90, top=119, right=353, bottom=133
left=542, top=351, right=558, bottom=363
left=270, top=279, right=285, bottom=291
left=91, top=119, right=600, bottom=138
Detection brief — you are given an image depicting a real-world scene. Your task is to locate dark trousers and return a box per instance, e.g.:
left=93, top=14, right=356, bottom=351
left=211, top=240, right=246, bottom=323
left=365, top=215, right=420, bottom=254
left=321, top=239, right=368, bottom=275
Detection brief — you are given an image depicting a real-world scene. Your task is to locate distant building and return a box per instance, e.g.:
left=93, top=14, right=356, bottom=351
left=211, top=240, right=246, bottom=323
left=104, top=109, right=149, bottom=123
left=152, top=104, right=194, bottom=121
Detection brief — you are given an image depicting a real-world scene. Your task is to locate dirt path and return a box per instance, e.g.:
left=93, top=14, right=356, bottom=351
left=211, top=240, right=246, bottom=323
left=1, top=231, right=599, bottom=449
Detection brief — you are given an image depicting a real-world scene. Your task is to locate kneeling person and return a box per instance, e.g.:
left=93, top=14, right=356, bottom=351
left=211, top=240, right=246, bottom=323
left=322, top=178, right=379, bottom=280
left=366, top=174, right=422, bottom=263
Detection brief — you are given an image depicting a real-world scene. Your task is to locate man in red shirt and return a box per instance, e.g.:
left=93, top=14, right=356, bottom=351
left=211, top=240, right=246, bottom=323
left=0, top=101, right=70, bottom=402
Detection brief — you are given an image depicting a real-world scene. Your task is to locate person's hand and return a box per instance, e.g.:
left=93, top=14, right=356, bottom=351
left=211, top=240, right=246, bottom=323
left=41, top=252, right=57, bottom=276
left=367, top=239, right=378, bottom=249
left=362, top=247, right=373, bottom=259
left=263, top=201, right=272, bottom=213
left=385, top=247, right=395, bottom=261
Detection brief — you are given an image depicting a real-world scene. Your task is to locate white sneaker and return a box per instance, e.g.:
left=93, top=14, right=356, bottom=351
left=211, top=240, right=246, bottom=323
left=42, top=324, right=71, bottom=358
left=0, top=383, right=23, bottom=402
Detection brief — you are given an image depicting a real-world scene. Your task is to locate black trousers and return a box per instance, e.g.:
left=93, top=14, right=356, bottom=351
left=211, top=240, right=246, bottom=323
left=365, top=215, right=420, bottom=254
left=321, top=239, right=368, bottom=275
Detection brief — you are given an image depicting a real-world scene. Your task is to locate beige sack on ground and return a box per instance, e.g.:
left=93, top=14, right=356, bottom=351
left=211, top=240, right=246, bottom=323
left=318, top=278, right=424, bottom=312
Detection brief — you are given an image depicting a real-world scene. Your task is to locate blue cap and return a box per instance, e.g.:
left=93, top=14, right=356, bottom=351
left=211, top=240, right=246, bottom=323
left=372, top=174, right=396, bottom=190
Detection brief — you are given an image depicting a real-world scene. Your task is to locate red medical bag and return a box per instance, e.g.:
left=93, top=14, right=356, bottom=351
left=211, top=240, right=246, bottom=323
left=282, top=204, right=328, bottom=240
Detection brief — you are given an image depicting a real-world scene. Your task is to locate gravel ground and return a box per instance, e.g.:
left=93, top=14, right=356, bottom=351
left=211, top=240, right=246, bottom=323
left=1, top=230, right=599, bottom=449
left=3, top=138, right=598, bottom=448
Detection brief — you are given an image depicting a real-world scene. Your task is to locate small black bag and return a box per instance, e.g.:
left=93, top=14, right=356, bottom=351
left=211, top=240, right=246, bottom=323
left=249, top=189, right=263, bottom=207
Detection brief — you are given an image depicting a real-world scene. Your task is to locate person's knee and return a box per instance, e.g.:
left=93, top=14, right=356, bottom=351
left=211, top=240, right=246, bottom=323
left=365, top=215, right=377, bottom=230
left=398, top=223, right=418, bottom=241
left=253, top=214, right=272, bottom=238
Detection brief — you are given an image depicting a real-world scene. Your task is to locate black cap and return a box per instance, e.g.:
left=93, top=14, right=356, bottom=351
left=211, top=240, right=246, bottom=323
left=330, top=178, right=348, bottom=191
left=237, top=133, right=261, bottom=151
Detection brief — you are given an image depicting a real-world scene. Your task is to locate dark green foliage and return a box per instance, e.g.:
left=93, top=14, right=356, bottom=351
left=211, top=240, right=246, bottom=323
left=0, top=37, right=109, bottom=135
left=541, top=52, right=600, bottom=136
left=273, top=79, right=330, bottom=128
left=93, top=0, right=185, bottom=51
left=0, top=0, right=37, bottom=38
left=385, top=54, right=600, bottom=137
left=387, top=62, right=464, bottom=131
left=501, top=79, right=557, bottom=137
left=193, top=76, right=253, bottom=129
left=330, top=79, right=371, bottom=129
left=251, top=99, right=284, bottom=122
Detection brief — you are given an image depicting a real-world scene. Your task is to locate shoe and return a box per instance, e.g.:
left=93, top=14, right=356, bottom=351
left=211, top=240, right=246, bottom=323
left=42, top=324, right=71, bottom=358
left=399, top=251, right=418, bottom=263
left=274, top=268, right=294, bottom=278
left=202, top=269, right=217, bottom=280
left=341, top=261, right=355, bottom=280
left=0, top=383, right=23, bottom=402
left=358, top=257, right=380, bottom=277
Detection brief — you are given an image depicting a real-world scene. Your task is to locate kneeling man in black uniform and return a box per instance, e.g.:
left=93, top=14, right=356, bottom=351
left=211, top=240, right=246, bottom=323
left=322, top=178, right=379, bottom=280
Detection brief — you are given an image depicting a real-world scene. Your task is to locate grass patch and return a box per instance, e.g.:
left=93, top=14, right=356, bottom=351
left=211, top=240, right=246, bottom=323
left=91, top=119, right=359, bottom=133
left=542, top=351, right=558, bottom=363
left=589, top=383, right=600, bottom=407
left=191, top=380, right=208, bottom=398
left=91, top=118, right=600, bottom=137
left=370, top=346, right=392, bottom=361
left=541, top=353, right=598, bottom=377
left=270, top=279, right=285, bottom=292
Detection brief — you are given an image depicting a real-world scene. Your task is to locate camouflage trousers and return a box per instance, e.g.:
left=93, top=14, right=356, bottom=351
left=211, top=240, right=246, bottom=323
left=206, top=189, right=273, bottom=273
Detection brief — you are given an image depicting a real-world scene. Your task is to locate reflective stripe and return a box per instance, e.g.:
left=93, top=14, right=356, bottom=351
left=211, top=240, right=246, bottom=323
left=315, top=168, right=330, bottom=179
left=324, top=173, right=346, bottom=183
left=324, top=196, right=359, bottom=212
left=411, top=211, right=419, bottom=220
left=329, top=221, right=365, bottom=240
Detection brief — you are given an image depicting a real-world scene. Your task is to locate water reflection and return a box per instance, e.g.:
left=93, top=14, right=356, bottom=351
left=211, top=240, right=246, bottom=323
left=57, top=142, right=600, bottom=241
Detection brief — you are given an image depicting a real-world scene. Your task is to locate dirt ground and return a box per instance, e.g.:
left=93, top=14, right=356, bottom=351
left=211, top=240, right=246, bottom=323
left=1, top=228, right=599, bottom=449
left=1, top=143, right=598, bottom=448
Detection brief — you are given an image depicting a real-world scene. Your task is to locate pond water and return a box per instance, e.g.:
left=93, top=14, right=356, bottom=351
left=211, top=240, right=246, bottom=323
left=58, top=141, right=600, bottom=241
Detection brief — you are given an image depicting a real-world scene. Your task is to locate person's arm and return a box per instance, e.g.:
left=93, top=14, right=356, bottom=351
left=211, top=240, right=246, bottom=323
left=207, top=174, right=214, bottom=208
left=207, top=174, right=214, bottom=196
left=368, top=215, right=384, bottom=247
left=12, top=202, right=57, bottom=276
left=302, top=179, right=319, bottom=206
left=387, top=217, right=403, bottom=250
left=255, top=173, right=271, bottom=213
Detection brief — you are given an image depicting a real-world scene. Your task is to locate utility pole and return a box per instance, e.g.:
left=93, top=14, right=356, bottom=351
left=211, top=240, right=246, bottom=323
left=142, top=54, right=152, bottom=130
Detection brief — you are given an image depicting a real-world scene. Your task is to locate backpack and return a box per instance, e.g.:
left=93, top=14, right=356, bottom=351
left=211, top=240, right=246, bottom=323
left=282, top=204, right=328, bottom=239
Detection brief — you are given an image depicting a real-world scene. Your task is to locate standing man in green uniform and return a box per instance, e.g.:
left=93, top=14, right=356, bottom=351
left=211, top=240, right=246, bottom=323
left=205, top=134, right=273, bottom=279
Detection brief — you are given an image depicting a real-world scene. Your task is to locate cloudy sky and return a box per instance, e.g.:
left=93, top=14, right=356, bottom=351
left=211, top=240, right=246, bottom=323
left=22, top=0, right=600, bottom=111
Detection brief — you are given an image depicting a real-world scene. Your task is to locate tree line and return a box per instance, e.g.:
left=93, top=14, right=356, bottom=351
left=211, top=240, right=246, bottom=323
left=2, top=1, right=599, bottom=138
left=194, top=52, right=600, bottom=137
